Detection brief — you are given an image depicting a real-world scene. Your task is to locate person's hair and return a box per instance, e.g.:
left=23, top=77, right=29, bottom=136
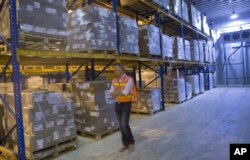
left=115, top=63, right=125, bottom=72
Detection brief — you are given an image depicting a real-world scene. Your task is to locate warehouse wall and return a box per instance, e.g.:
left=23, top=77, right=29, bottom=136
left=212, top=12, right=250, bottom=85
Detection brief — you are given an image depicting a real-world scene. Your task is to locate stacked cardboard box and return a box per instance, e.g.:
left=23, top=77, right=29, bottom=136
left=0, top=0, right=67, bottom=39
left=182, top=0, right=189, bottom=22
left=67, top=6, right=116, bottom=52
left=173, top=37, right=185, bottom=60
left=186, top=75, right=200, bottom=95
left=195, top=9, right=202, bottom=31
left=199, top=73, right=205, bottom=93
left=204, top=42, right=209, bottom=63
left=190, top=40, right=199, bottom=61
left=170, top=0, right=189, bottom=22
left=119, top=16, right=139, bottom=55
left=4, top=90, right=76, bottom=157
left=153, top=0, right=170, bottom=10
left=165, top=77, right=186, bottom=103
left=204, top=40, right=213, bottom=63
left=72, top=81, right=118, bottom=136
left=139, top=25, right=161, bottom=56
left=186, top=82, right=192, bottom=100
left=170, top=0, right=182, bottom=18
left=199, top=41, right=205, bottom=63
left=162, top=34, right=173, bottom=59
left=188, top=4, right=202, bottom=30
left=212, top=47, right=216, bottom=63
left=202, top=15, right=210, bottom=35
left=132, top=88, right=161, bottom=114
left=184, top=40, right=191, bottom=61
left=205, top=73, right=213, bottom=90
left=189, top=4, right=196, bottom=27
left=208, top=41, right=214, bottom=64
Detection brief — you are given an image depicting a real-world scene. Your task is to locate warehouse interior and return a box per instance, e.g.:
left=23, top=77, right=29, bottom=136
left=0, top=0, right=250, bottom=160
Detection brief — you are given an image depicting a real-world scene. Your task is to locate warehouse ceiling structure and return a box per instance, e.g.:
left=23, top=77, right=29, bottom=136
left=189, top=0, right=250, bottom=20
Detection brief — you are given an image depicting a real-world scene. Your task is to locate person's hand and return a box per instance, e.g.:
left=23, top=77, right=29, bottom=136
left=111, top=91, right=121, bottom=97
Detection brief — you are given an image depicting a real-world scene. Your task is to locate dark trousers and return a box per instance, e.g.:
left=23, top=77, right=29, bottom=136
left=115, top=102, right=134, bottom=147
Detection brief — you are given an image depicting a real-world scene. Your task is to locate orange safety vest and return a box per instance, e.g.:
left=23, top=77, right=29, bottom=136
left=113, top=75, right=138, bottom=103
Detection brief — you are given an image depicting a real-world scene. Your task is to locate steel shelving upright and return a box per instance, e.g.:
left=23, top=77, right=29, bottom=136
left=0, top=0, right=26, bottom=159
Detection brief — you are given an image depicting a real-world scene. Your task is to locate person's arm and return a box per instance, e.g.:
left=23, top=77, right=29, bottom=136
left=112, top=78, right=133, bottom=97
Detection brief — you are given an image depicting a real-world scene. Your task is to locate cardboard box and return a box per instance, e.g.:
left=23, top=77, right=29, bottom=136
left=173, top=37, right=185, bottom=60
left=139, top=25, right=161, bottom=56
left=0, top=0, right=67, bottom=39
left=119, top=15, right=139, bottom=55
left=67, top=6, right=116, bottom=52
left=132, top=88, right=161, bottom=113
left=191, top=40, right=199, bottom=61
left=184, top=40, right=191, bottom=61
left=162, top=34, right=173, bottom=59
left=186, top=75, right=200, bottom=95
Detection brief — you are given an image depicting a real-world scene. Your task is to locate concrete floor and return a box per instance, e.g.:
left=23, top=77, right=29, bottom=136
left=56, top=87, right=250, bottom=160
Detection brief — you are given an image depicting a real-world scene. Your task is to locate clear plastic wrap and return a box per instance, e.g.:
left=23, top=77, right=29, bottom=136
left=67, top=6, right=117, bottom=52
left=186, top=75, right=200, bottom=95
left=190, top=40, right=199, bottom=61
left=173, top=37, right=185, bottom=60
left=162, top=34, right=173, bottom=59
left=139, top=25, right=161, bottom=56
left=153, top=0, right=170, bottom=10
left=184, top=40, right=191, bottom=61
left=119, top=16, right=139, bottom=55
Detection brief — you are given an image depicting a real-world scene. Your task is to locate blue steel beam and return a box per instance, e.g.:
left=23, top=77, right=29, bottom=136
left=0, top=56, right=12, bottom=81
left=65, top=63, right=70, bottom=83
left=138, top=61, right=142, bottom=88
left=113, top=0, right=120, bottom=54
left=94, top=60, right=115, bottom=80
left=160, top=65, right=165, bottom=111
left=85, top=64, right=90, bottom=81
left=184, top=66, right=187, bottom=99
left=132, top=66, right=137, bottom=87
left=9, top=0, right=26, bottom=159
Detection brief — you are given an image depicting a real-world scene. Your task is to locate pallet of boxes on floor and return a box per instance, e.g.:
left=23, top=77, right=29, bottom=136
left=132, top=69, right=162, bottom=115
left=71, top=80, right=119, bottom=140
left=165, top=68, right=206, bottom=104
left=2, top=86, right=77, bottom=160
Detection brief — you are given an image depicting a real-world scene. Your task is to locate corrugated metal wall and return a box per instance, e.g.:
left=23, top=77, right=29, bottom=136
left=213, top=12, right=250, bottom=85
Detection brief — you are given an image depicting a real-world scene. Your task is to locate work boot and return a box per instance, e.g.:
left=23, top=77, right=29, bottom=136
left=119, top=145, right=128, bottom=152
left=128, top=143, right=135, bottom=152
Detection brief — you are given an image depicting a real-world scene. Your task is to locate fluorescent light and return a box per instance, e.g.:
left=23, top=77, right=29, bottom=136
left=230, top=11, right=238, bottom=19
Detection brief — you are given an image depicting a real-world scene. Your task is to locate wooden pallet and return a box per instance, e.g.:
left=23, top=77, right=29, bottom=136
left=167, top=99, right=187, bottom=104
left=144, top=54, right=162, bottom=59
left=121, top=52, right=139, bottom=57
left=18, top=32, right=66, bottom=51
left=26, top=137, right=77, bottom=160
left=77, top=128, right=119, bottom=141
left=163, top=56, right=174, bottom=60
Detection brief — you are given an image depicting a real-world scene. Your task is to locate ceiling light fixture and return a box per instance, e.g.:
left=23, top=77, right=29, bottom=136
left=230, top=11, right=238, bottom=19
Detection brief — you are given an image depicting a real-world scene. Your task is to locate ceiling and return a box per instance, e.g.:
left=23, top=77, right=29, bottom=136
left=188, top=0, right=250, bottom=20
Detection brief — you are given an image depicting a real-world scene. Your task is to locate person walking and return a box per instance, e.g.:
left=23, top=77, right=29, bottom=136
left=110, top=64, right=137, bottom=152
